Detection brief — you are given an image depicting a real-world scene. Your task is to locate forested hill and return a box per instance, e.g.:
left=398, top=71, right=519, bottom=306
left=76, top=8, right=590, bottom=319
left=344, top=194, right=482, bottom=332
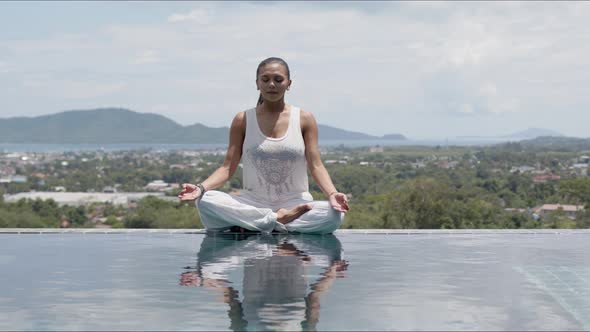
left=515, top=136, right=590, bottom=151
left=0, top=108, right=229, bottom=144
left=0, top=108, right=406, bottom=143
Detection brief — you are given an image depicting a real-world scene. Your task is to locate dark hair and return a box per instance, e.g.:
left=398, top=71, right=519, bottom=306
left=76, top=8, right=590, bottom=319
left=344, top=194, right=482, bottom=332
left=256, top=57, right=290, bottom=105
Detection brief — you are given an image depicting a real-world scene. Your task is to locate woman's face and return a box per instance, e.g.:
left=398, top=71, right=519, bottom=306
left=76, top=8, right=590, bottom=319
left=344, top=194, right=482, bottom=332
left=256, top=62, right=291, bottom=103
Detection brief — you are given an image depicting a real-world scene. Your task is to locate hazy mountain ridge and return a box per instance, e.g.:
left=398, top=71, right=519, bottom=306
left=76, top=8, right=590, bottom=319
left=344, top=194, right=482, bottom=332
left=0, top=108, right=406, bottom=143
left=457, top=127, right=564, bottom=140
left=517, top=136, right=590, bottom=150
left=505, top=128, right=564, bottom=139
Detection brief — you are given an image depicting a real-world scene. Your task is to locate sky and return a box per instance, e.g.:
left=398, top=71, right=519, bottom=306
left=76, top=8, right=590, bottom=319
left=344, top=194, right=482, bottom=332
left=1, top=1, right=589, bottom=139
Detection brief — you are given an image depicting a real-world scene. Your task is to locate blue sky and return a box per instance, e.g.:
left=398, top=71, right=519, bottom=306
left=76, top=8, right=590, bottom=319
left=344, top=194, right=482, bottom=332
left=1, top=1, right=589, bottom=139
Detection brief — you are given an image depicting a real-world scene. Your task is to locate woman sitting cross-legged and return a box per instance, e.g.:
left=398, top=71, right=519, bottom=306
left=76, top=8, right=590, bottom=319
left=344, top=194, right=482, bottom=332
left=178, top=57, right=349, bottom=234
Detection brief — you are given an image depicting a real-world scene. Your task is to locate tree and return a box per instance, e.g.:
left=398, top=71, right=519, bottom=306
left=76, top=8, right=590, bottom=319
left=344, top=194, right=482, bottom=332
left=575, top=209, right=590, bottom=228
left=559, top=178, right=590, bottom=207
left=63, top=205, right=88, bottom=226
left=382, top=177, right=453, bottom=229
left=124, top=196, right=202, bottom=229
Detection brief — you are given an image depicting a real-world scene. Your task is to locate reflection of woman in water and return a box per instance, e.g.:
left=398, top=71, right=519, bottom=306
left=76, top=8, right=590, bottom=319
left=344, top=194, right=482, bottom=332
left=179, top=234, right=348, bottom=331
left=178, top=57, right=349, bottom=234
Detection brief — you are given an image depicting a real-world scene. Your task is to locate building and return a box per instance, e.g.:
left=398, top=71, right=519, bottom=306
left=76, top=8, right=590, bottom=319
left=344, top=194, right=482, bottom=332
left=437, top=161, right=459, bottom=169
left=410, top=161, right=426, bottom=169
left=571, top=163, right=589, bottom=168
left=2, top=192, right=168, bottom=206
left=12, top=175, right=28, bottom=183
left=533, top=204, right=585, bottom=219
left=504, top=208, right=528, bottom=213
left=532, top=174, right=561, bottom=183
left=325, top=160, right=348, bottom=165
left=0, top=175, right=28, bottom=183
left=145, top=180, right=169, bottom=191
left=102, top=186, right=117, bottom=193
left=510, top=165, right=536, bottom=173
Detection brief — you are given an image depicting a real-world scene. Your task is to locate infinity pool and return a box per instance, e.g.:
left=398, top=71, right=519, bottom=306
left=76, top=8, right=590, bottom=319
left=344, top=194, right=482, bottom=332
left=1, top=230, right=589, bottom=331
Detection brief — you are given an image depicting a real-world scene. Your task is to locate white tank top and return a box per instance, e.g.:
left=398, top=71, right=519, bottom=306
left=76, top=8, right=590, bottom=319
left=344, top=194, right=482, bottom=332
left=242, top=106, right=310, bottom=203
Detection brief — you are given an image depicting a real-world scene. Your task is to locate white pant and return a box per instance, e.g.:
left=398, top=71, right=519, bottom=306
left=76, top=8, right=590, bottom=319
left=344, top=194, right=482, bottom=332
left=196, top=190, right=343, bottom=234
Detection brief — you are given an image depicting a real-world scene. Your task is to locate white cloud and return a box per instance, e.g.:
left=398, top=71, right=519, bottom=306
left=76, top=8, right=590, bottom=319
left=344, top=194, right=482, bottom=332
left=458, top=103, right=475, bottom=114
left=133, top=50, right=161, bottom=65
left=22, top=79, right=126, bottom=99
left=479, top=83, right=497, bottom=98
left=167, top=9, right=210, bottom=24
left=1, top=2, right=590, bottom=137
left=0, top=60, right=9, bottom=73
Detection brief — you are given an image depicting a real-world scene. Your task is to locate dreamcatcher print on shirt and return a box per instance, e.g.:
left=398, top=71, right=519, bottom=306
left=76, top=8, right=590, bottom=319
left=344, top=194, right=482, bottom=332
left=247, top=145, right=300, bottom=198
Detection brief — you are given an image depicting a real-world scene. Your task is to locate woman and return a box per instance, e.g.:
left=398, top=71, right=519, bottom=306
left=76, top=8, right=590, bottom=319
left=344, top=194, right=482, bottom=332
left=178, top=57, right=349, bottom=234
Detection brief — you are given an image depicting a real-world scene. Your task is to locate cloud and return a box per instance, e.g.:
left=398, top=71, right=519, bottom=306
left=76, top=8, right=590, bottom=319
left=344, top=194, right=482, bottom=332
left=167, top=9, right=210, bottom=24
left=1, top=2, right=590, bottom=137
left=133, top=50, right=161, bottom=65
left=0, top=60, right=10, bottom=73
left=479, top=83, right=497, bottom=98
left=458, top=103, right=475, bottom=114
left=22, top=79, right=126, bottom=99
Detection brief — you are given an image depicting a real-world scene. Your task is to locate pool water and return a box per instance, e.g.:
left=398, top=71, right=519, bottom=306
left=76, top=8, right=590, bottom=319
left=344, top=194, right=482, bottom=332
left=1, top=232, right=589, bottom=331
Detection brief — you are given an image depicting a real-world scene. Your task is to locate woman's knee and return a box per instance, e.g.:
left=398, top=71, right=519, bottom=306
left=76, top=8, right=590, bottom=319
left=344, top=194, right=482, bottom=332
left=195, top=190, right=223, bottom=209
left=195, top=191, right=220, bottom=225
left=327, top=208, right=344, bottom=229
left=314, top=201, right=344, bottom=221
left=296, top=202, right=343, bottom=234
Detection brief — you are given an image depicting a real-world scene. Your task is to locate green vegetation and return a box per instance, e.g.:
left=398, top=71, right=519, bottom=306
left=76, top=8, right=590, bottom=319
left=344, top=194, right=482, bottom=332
left=0, top=196, right=201, bottom=229
left=123, top=196, right=202, bottom=229
left=2, top=137, right=590, bottom=229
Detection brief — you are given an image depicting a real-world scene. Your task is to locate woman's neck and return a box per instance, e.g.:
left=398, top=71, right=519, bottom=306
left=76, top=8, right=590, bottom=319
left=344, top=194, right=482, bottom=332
left=260, top=100, right=286, bottom=113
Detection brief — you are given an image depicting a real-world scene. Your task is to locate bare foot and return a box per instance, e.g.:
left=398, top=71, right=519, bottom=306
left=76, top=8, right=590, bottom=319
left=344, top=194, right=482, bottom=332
left=276, top=203, right=313, bottom=224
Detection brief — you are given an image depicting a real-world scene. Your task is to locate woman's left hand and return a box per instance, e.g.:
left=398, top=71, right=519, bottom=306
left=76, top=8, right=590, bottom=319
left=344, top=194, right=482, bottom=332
left=329, top=192, right=349, bottom=213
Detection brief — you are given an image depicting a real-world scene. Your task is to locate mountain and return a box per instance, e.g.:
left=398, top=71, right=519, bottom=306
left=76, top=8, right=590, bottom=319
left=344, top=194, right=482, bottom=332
left=506, top=128, right=563, bottom=139
left=457, top=128, right=564, bottom=141
left=0, top=108, right=229, bottom=144
left=316, top=124, right=406, bottom=140
left=0, top=108, right=405, bottom=143
left=516, top=136, right=590, bottom=151
left=316, top=124, right=378, bottom=140
left=381, top=133, right=406, bottom=140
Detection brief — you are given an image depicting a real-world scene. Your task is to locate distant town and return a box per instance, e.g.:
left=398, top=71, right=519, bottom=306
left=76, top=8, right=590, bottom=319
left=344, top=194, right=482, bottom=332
left=1, top=139, right=589, bottom=229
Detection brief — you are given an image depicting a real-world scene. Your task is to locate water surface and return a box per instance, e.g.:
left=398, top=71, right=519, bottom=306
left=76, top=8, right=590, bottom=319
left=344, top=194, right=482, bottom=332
left=1, top=232, right=589, bottom=331
left=0, top=138, right=504, bottom=153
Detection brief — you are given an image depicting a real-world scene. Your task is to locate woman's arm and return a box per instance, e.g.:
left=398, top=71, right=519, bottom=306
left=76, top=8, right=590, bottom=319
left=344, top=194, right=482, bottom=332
left=301, top=110, right=349, bottom=212
left=303, top=260, right=349, bottom=329
left=200, top=112, right=246, bottom=191
left=302, top=110, right=336, bottom=196
left=179, top=112, right=245, bottom=200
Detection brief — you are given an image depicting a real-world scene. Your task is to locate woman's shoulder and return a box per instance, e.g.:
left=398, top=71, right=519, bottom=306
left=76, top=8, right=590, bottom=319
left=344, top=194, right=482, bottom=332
left=234, top=110, right=248, bottom=121
left=230, top=110, right=247, bottom=131
left=298, top=107, right=316, bottom=123
left=297, top=107, right=318, bottom=133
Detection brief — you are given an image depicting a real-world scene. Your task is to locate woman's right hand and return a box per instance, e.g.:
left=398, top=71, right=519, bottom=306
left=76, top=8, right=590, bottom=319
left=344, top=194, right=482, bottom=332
left=178, top=183, right=202, bottom=201
left=329, top=192, right=349, bottom=213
